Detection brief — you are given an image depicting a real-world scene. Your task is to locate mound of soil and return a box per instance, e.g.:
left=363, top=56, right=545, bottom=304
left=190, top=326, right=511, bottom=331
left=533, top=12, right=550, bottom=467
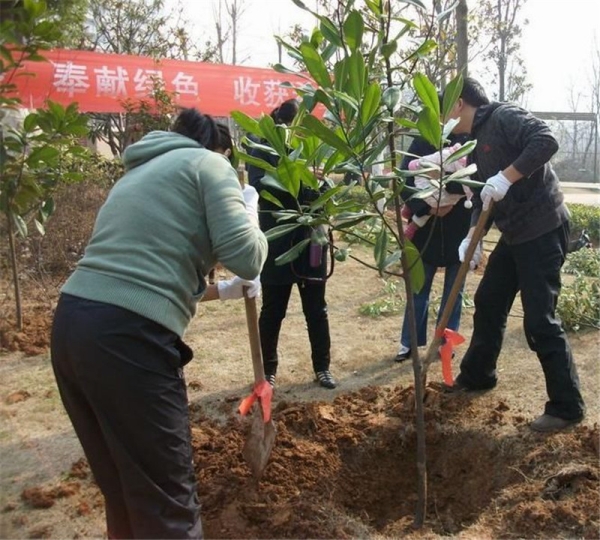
left=192, top=385, right=599, bottom=538
left=18, top=384, right=598, bottom=539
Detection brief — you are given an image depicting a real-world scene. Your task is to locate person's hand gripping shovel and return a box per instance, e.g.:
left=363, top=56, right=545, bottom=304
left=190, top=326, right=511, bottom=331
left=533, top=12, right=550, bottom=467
left=238, top=287, right=276, bottom=480
left=422, top=204, right=493, bottom=386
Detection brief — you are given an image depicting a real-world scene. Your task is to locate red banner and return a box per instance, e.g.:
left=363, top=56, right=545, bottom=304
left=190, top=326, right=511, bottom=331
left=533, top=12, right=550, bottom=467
left=13, top=49, right=310, bottom=116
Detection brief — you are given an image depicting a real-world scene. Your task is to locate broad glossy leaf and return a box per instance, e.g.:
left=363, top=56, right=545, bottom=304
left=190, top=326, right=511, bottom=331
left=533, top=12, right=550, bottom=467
left=302, top=115, right=353, bottom=157
left=231, top=110, right=261, bottom=135
left=343, top=10, right=364, bottom=52
left=404, top=240, right=425, bottom=293
left=360, top=82, right=382, bottom=126
left=381, top=40, right=397, bottom=59
left=265, top=223, right=303, bottom=241
left=442, top=74, right=463, bottom=120
left=416, top=106, right=441, bottom=148
left=259, top=189, right=285, bottom=208
left=374, top=226, right=389, bottom=271
left=275, top=238, right=311, bottom=266
left=299, top=42, right=331, bottom=88
left=413, top=73, right=440, bottom=118
left=382, top=86, right=401, bottom=112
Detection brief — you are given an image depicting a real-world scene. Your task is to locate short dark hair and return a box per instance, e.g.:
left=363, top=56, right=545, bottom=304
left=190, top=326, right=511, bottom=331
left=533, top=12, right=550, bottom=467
left=172, top=108, right=221, bottom=151
left=216, top=122, right=236, bottom=165
left=460, top=77, right=490, bottom=107
left=270, top=98, right=299, bottom=125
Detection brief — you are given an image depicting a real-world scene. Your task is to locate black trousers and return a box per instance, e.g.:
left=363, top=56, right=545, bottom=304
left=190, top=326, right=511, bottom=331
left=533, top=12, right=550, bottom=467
left=259, top=281, right=331, bottom=376
left=50, top=294, right=202, bottom=539
left=457, top=224, right=585, bottom=420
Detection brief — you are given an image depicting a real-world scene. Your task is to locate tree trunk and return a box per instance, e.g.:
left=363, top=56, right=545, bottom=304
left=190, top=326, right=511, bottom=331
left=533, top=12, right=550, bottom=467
left=6, top=214, right=23, bottom=330
left=456, top=0, right=469, bottom=76
left=497, top=0, right=506, bottom=101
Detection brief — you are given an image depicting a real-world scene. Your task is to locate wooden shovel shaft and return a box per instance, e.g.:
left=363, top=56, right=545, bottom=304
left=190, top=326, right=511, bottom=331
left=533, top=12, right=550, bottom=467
left=243, top=291, right=265, bottom=384
left=424, top=204, right=493, bottom=366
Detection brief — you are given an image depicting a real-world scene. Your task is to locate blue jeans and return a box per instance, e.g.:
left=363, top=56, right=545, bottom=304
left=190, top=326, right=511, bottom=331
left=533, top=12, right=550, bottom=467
left=400, top=262, right=463, bottom=349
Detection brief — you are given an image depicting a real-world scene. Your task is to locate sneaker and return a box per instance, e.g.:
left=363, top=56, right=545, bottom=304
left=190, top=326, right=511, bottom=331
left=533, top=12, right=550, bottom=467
left=530, top=414, right=583, bottom=433
left=394, top=347, right=411, bottom=363
left=315, top=370, right=337, bottom=389
left=265, top=374, right=276, bottom=388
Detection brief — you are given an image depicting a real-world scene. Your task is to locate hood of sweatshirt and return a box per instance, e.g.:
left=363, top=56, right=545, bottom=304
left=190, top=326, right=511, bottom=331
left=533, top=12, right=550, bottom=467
left=122, top=131, right=203, bottom=171
left=471, top=102, right=503, bottom=135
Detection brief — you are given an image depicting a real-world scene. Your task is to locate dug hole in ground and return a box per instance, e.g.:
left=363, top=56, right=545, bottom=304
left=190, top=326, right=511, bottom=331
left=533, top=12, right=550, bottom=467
left=0, top=238, right=599, bottom=539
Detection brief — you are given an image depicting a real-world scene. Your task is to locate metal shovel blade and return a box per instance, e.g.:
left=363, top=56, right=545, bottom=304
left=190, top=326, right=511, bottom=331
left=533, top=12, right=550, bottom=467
left=242, top=408, right=276, bottom=480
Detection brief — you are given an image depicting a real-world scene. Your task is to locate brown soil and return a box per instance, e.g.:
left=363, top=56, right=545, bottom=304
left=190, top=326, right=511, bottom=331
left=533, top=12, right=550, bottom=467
left=1, top=237, right=599, bottom=539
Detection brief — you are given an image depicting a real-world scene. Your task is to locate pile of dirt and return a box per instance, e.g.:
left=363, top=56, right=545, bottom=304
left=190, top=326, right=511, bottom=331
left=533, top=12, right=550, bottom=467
left=13, top=384, right=598, bottom=539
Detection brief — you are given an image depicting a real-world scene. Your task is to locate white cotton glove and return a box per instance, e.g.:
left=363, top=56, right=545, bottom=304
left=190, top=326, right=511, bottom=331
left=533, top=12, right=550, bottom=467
left=242, top=184, right=259, bottom=226
left=217, top=276, right=261, bottom=300
left=480, top=171, right=512, bottom=211
left=458, top=236, right=483, bottom=271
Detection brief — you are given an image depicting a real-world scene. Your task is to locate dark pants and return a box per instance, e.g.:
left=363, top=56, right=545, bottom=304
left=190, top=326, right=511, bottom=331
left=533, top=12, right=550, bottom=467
left=457, top=224, right=585, bottom=420
left=259, top=281, right=331, bottom=376
left=51, top=294, right=203, bottom=539
left=400, top=261, right=463, bottom=348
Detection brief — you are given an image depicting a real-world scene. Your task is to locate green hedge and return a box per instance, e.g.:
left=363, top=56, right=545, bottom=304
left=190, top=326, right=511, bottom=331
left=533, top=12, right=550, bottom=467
left=567, top=203, right=600, bottom=244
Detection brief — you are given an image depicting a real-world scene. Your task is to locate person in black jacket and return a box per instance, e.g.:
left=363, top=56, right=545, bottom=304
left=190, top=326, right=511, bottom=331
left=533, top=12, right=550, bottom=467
left=395, top=135, right=472, bottom=362
left=445, top=77, right=585, bottom=432
left=247, top=99, right=337, bottom=389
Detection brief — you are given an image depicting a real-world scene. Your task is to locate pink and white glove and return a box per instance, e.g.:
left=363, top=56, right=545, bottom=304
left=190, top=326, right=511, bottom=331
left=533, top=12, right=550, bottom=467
left=408, top=143, right=467, bottom=173
left=480, top=171, right=512, bottom=211
left=217, top=276, right=261, bottom=300
left=458, top=235, right=483, bottom=271
left=242, top=184, right=259, bottom=226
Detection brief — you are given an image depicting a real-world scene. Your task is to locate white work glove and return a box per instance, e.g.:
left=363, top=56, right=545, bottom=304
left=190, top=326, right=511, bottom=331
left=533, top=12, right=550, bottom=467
left=217, top=276, right=261, bottom=300
left=242, top=184, right=259, bottom=226
left=458, top=235, right=483, bottom=271
left=480, top=171, right=512, bottom=211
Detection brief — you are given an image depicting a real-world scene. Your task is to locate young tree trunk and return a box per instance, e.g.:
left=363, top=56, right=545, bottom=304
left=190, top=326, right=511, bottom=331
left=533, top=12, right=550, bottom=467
left=382, top=1, right=427, bottom=527
left=6, top=215, right=23, bottom=330
left=456, top=0, right=469, bottom=76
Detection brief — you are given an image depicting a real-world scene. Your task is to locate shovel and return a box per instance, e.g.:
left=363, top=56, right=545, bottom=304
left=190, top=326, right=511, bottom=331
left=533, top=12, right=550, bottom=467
left=238, top=289, right=276, bottom=480
left=422, top=204, right=493, bottom=378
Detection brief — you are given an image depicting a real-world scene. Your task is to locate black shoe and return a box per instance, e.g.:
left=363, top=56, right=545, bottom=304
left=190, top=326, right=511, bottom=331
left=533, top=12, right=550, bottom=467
left=442, top=377, right=495, bottom=394
left=394, top=348, right=411, bottom=363
left=265, top=374, right=276, bottom=388
left=530, top=414, right=583, bottom=433
left=315, top=370, right=337, bottom=389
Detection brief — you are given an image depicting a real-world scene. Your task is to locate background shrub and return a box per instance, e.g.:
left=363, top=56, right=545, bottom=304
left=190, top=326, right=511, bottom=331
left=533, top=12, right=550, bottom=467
left=567, top=203, right=600, bottom=244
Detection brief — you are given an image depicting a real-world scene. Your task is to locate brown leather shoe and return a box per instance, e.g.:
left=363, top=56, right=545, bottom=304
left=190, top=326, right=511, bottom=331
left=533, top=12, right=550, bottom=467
left=530, top=414, right=583, bottom=433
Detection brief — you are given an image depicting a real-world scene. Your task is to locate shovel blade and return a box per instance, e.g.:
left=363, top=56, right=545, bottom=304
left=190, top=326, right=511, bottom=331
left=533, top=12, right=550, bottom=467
left=242, top=411, right=276, bottom=480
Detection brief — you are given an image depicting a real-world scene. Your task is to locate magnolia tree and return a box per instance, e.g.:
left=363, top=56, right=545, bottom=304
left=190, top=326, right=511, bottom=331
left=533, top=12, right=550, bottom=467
left=233, top=0, right=481, bottom=526
left=0, top=0, right=90, bottom=329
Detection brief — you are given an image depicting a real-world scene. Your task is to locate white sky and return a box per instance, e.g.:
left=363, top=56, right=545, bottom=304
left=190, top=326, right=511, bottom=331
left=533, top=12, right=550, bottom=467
left=177, top=0, right=600, bottom=112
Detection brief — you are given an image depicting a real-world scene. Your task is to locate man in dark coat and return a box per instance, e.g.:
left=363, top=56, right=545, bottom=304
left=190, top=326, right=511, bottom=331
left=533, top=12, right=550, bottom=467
left=446, top=77, right=585, bottom=432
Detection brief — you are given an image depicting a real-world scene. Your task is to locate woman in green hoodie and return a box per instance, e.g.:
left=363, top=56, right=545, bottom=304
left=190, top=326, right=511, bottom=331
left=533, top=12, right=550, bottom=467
left=50, top=109, right=267, bottom=539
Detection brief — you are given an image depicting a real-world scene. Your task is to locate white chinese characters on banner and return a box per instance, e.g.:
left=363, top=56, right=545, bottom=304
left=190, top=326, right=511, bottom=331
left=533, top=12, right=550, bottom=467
left=172, top=72, right=199, bottom=96
left=51, top=63, right=200, bottom=99
left=133, top=69, right=164, bottom=95
left=263, top=79, right=291, bottom=108
left=234, top=76, right=291, bottom=108
left=52, top=62, right=91, bottom=97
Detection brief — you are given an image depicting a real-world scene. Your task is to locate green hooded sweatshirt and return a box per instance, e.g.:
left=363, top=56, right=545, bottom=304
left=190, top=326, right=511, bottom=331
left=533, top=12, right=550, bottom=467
left=62, top=131, right=268, bottom=337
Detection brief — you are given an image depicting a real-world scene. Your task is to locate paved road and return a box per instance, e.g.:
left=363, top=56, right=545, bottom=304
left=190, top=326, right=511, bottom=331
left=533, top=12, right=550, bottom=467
left=561, top=182, right=600, bottom=206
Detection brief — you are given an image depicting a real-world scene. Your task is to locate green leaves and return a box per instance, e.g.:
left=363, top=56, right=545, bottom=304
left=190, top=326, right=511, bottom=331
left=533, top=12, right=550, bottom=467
left=299, top=42, right=331, bottom=88
left=442, top=74, right=464, bottom=120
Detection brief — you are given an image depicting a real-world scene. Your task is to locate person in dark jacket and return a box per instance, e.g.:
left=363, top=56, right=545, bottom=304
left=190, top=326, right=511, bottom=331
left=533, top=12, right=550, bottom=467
left=395, top=135, right=472, bottom=362
left=247, top=98, right=337, bottom=389
left=445, top=77, right=585, bottom=432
